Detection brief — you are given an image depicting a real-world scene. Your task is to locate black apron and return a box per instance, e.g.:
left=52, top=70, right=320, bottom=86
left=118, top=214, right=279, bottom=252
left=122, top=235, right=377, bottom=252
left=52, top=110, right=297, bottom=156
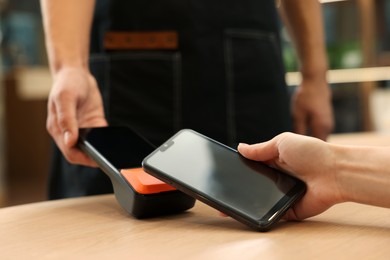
left=49, top=0, right=292, bottom=199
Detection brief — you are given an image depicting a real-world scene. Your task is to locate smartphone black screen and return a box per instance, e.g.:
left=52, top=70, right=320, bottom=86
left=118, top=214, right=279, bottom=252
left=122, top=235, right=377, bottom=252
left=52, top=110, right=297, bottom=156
left=79, top=126, right=155, bottom=170
left=143, top=129, right=306, bottom=231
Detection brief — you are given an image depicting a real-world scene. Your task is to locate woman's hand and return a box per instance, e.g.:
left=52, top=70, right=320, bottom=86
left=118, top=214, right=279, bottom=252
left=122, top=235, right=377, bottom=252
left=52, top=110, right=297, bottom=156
left=238, top=132, right=344, bottom=220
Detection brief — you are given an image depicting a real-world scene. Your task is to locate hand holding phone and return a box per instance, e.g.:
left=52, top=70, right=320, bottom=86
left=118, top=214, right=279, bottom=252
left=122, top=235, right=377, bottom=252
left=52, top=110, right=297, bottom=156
left=142, top=129, right=306, bottom=231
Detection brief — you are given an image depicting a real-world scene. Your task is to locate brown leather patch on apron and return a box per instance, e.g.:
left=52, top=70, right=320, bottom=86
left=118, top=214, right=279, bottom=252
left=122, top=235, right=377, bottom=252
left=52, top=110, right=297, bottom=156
left=104, top=31, right=178, bottom=50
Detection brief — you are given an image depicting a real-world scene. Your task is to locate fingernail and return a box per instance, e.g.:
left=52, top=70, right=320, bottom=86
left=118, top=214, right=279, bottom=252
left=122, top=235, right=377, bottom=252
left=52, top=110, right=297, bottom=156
left=64, top=131, right=71, bottom=146
left=237, top=143, right=248, bottom=149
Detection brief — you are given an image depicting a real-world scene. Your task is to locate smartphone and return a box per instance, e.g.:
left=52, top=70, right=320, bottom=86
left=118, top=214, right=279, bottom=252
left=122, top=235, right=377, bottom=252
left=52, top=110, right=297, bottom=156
left=78, top=126, right=195, bottom=218
left=142, top=129, right=306, bottom=231
left=78, top=126, right=156, bottom=170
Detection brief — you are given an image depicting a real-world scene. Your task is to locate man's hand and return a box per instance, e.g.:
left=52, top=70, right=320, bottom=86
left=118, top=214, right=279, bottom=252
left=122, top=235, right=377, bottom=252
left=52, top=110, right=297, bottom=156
left=46, top=67, right=107, bottom=166
left=291, top=77, right=334, bottom=140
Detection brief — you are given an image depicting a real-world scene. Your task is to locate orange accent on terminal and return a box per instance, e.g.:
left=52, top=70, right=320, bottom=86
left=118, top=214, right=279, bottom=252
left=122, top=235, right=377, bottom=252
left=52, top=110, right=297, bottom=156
left=120, top=168, right=176, bottom=194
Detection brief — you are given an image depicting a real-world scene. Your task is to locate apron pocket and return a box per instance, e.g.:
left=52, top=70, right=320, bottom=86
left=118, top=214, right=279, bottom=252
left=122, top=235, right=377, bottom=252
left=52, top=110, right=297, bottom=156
left=224, top=29, right=291, bottom=144
left=91, top=52, right=182, bottom=146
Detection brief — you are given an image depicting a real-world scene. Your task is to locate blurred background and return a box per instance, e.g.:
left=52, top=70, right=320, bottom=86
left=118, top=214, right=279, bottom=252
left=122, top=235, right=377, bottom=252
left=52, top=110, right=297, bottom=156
left=1, top=0, right=390, bottom=207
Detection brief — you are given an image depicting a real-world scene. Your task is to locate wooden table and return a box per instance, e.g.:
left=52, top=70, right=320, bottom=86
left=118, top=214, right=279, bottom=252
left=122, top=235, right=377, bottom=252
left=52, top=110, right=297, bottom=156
left=2, top=132, right=390, bottom=259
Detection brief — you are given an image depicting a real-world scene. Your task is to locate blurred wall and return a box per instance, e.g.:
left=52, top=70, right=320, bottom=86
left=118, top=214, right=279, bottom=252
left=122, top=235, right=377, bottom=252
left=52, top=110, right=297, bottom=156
left=1, top=0, right=50, bottom=206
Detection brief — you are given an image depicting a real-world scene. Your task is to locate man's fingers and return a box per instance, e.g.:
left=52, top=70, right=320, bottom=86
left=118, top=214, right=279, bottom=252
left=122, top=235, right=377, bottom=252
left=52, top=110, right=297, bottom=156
left=65, top=146, right=98, bottom=167
left=55, top=93, right=79, bottom=148
left=293, top=111, right=307, bottom=136
left=47, top=96, right=97, bottom=167
left=310, top=117, right=334, bottom=141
